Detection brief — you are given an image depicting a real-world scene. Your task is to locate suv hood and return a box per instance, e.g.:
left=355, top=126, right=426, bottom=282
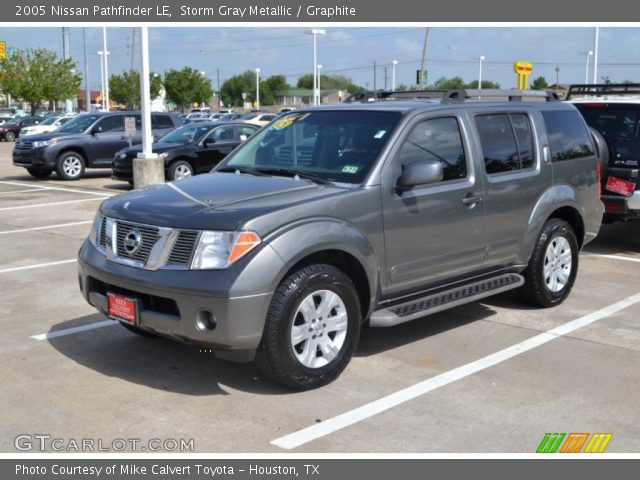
left=100, top=172, right=350, bottom=231
left=22, top=131, right=76, bottom=142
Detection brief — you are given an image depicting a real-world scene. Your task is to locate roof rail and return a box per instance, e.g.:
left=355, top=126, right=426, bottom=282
left=442, top=89, right=559, bottom=103
left=343, top=89, right=446, bottom=103
left=566, top=83, right=640, bottom=100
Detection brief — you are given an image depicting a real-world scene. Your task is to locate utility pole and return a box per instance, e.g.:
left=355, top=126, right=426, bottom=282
left=555, top=65, right=560, bottom=95
left=83, top=28, right=90, bottom=112
left=130, top=27, right=136, bottom=72
left=216, top=68, right=221, bottom=109
left=419, top=27, right=431, bottom=90
left=384, top=66, right=388, bottom=91
left=62, top=27, right=73, bottom=112
left=102, top=27, right=110, bottom=111
left=373, top=60, right=376, bottom=93
left=593, top=27, right=600, bottom=84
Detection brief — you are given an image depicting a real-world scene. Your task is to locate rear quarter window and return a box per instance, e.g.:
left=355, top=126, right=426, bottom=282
left=542, top=110, right=594, bottom=161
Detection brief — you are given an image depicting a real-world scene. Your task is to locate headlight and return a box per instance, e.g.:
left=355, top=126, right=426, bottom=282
left=88, top=211, right=104, bottom=247
left=32, top=138, right=57, bottom=148
left=191, top=231, right=261, bottom=270
left=119, top=153, right=127, bottom=159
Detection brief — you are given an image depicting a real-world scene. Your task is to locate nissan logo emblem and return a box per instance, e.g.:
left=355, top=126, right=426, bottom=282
left=123, top=230, right=142, bottom=255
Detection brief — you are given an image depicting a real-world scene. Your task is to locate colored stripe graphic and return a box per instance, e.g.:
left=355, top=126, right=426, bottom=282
left=536, top=433, right=565, bottom=453
left=560, top=433, right=589, bottom=453
left=584, top=433, right=613, bottom=453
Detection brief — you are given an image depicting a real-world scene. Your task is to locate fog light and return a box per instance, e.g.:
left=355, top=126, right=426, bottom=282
left=195, top=310, right=217, bottom=332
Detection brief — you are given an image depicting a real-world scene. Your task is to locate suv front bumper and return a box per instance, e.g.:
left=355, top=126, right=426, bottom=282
left=77, top=240, right=279, bottom=362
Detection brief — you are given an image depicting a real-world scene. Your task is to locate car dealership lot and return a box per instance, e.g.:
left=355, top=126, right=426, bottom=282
left=0, top=140, right=638, bottom=453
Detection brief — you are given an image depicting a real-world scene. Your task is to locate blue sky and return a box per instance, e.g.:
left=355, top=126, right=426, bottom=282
left=1, top=27, right=639, bottom=91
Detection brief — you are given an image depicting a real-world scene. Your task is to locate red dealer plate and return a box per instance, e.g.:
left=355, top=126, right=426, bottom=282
left=107, top=293, right=138, bottom=325
left=605, top=176, right=635, bottom=197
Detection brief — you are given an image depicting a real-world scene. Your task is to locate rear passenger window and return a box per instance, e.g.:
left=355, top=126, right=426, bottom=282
left=96, top=115, right=124, bottom=132
left=542, top=110, right=594, bottom=161
left=152, top=114, right=175, bottom=128
left=399, top=117, right=467, bottom=182
left=475, top=113, right=535, bottom=174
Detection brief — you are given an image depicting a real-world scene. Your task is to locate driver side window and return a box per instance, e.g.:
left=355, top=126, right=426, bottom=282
left=398, top=117, right=467, bottom=182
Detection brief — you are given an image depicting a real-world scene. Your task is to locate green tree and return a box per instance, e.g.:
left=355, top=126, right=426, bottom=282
left=296, top=73, right=363, bottom=93
left=0, top=48, right=81, bottom=114
left=261, top=75, right=289, bottom=105
left=109, top=70, right=162, bottom=109
left=466, top=80, right=501, bottom=89
left=220, top=70, right=256, bottom=107
left=395, top=84, right=410, bottom=92
left=163, top=67, right=213, bottom=112
left=530, top=76, right=549, bottom=90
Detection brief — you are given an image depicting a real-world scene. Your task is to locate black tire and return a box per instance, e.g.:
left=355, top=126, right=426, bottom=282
left=168, top=160, right=194, bottom=181
left=256, top=264, right=361, bottom=390
left=55, top=151, right=85, bottom=180
left=519, top=219, right=579, bottom=308
left=26, top=167, right=53, bottom=178
left=120, top=322, right=158, bottom=338
left=5, top=131, right=15, bottom=142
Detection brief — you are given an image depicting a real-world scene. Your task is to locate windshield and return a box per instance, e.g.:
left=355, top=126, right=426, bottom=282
left=575, top=104, right=640, bottom=143
left=157, top=124, right=211, bottom=144
left=57, top=115, right=100, bottom=134
left=40, top=117, right=58, bottom=126
left=222, top=110, right=402, bottom=184
left=5, top=117, right=23, bottom=125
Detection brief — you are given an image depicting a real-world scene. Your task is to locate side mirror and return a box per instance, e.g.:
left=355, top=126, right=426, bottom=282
left=397, top=160, right=443, bottom=190
left=90, top=126, right=100, bottom=136
left=203, top=138, right=214, bottom=147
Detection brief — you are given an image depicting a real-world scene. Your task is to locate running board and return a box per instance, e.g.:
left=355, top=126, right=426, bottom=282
left=370, top=273, right=524, bottom=327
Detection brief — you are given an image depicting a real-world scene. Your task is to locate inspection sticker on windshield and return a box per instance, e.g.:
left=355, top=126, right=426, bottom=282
left=342, top=165, right=359, bottom=174
left=374, top=130, right=387, bottom=139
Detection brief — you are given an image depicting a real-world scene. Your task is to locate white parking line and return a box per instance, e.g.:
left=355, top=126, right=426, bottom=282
left=271, top=293, right=640, bottom=450
left=31, top=320, right=116, bottom=341
left=0, top=259, right=76, bottom=274
left=0, top=220, right=93, bottom=235
left=0, top=198, right=102, bottom=211
left=0, top=188, right=46, bottom=195
left=582, top=252, right=640, bottom=264
left=0, top=180, right=113, bottom=197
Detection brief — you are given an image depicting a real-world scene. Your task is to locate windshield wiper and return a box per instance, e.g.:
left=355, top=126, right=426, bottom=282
left=252, top=168, right=333, bottom=185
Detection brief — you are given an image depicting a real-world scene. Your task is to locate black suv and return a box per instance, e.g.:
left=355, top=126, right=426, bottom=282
left=568, top=83, right=640, bottom=222
left=112, top=121, right=258, bottom=182
left=12, top=111, right=180, bottom=180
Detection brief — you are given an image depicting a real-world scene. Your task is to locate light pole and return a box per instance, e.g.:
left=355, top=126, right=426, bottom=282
left=317, top=64, right=322, bottom=104
left=391, top=60, right=398, bottom=91
left=102, top=27, right=110, bottom=111
left=593, top=27, right=600, bottom=85
left=255, top=68, right=261, bottom=110
left=97, top=51, right=108, bottom=110
left=478, top=55, right=485, bottom=90
left=200, top=71, right=206, bottom=109
left=581, top=50, right=594, bottom=84
left=306, top=29, right=325, bottom=106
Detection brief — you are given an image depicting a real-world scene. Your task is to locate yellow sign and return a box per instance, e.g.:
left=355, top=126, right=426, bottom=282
left=513, top=61, right=533, bottom=90
left=193, top=102, right=199, bottom=108
left=0, top=42, right=6, bottom=60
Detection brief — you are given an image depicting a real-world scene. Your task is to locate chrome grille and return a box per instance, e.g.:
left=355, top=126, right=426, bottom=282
left=99, top=217, right=107, bottom=246
left=167, top=231, right=199, bottom=266
left=115, top=221, right=160, bottom=262
left=14, top=140, right=33, bottom=150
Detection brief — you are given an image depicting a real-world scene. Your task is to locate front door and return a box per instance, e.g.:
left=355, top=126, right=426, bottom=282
left=381, top=113, right=486, bottom=298
left=195, top=125, right=239, bottom=172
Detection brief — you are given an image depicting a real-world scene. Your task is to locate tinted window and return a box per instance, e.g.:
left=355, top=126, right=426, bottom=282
left=574, top=105, right=640, bottom=142
left=96, top=115, right=124, bottom=133
left=398, top=117, right=467, bottom=181
left=157, top=124, right=210, bottom=145
left=475, top=113, right=536, bottom=174
left=207, top=126, right=236, bottom=142
left=152, top=114, right=175, bottom=128
left=237, top=125, right=257, bottom=140
left=542, top=110, right=594, bottom=161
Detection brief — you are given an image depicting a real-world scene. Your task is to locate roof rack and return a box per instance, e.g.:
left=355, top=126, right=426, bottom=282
left=343, top=90, right=446, bottom=103
left=442, top=89, right=559, bottom=103
left=566, top=83, right=640, bottom=100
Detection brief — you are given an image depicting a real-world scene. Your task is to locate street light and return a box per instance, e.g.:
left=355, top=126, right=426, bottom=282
left=478, top=55, right=485, bottom=90
left=581, top=50, right=594, bottom=84
left=255, top=68, right=261, bottom=110
left=97, top=50, right=110, bottom=110
left=306, top=29, right=325, bottom=106
left=102, top=27, right=110, bottom=111
left=391, top=60, right=398, bottom=91
left=317, top=64, right=322, bottom=104
left=200, top=71, right=206, bottom=109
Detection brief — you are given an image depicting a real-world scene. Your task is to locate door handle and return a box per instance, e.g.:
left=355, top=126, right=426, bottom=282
left=462, top=195, right=483, bottom=205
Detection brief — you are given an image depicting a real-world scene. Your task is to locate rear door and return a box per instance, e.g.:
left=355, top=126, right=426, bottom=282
left=381, top=112, right=486, bottom=298
left=90, top=114, right=128, bottom=164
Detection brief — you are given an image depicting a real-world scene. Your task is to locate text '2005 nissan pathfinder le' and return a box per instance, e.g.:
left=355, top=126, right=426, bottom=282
left=78, top=90, right=603, bottom=390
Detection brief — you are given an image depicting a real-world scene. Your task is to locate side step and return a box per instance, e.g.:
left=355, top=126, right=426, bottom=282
left=370, top=273, right=524, bottom=327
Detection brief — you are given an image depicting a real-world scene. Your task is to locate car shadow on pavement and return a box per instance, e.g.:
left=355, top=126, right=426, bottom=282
left=47, top=315, right=289, bottom=396
left=357, top=301, right=499, bottom=357
left=102, top=183, right=132, bottom=192
left=582, top=221, right=640, bottom=255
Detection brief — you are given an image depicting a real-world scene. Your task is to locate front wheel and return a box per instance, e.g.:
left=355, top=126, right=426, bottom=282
left=56, top=152, right=85, bottom=180
left=26, top=167, right=53, bottom=178
left=5, top=131, right=15, bottom=142
left=519, top=219, right=579, bottom=307
left=168, top=160, right=194, bottom=181
left=256, top=264, right=361, bottom=390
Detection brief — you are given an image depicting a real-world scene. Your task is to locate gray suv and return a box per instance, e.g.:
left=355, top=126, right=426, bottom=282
left=78, top=90, right=603, bottom=389
left=12, top=111, right=180, bottom=180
